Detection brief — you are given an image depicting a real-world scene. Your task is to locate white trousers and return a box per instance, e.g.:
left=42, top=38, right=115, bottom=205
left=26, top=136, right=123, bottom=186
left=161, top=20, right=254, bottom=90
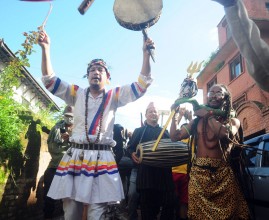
left=63, top=199, right=107, bottom=220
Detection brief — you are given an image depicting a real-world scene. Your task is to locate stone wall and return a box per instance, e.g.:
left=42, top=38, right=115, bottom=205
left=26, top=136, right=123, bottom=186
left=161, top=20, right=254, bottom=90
left=0, top=126, right=53, bottom=220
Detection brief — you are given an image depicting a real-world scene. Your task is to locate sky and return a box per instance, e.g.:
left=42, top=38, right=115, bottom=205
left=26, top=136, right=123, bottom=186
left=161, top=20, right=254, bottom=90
left=0, top=0, right=225, bottom=131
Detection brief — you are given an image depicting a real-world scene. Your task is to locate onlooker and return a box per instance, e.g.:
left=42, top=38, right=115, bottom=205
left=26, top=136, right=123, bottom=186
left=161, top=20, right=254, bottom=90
left=113, top=124, right=125, bottom=164
left=43, top=105, right=74, bottom=219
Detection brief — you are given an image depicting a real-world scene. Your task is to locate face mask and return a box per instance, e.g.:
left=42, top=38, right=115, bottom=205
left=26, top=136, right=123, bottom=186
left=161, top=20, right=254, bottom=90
left=64, top=116, right=74, bottom=125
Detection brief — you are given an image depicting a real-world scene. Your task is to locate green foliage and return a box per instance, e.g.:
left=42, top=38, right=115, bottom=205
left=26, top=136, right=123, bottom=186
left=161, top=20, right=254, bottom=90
left=0, top=169, right=8, bottom=184
left=0, top=29, right=39, bottom=169
left=214, top=61, right=225, bottom=72
left=0, top=30, right=39, bottom=94
left=16, top=31, right=39, bottom=59
left=33, top=103, right=59, bottom=130
left=203, top=48, right=219, bottom=68
left=0, top=96, right=25, bottom=169
left=0, top=29, right=57, bottom=181
left=0, top=59, right=24, bottom=94
left=0, top=30, right=39, bottom=90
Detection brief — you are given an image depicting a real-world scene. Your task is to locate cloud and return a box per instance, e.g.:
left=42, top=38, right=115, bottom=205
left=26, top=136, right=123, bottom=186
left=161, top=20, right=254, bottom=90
left=115, top=95, right=174, bottom=130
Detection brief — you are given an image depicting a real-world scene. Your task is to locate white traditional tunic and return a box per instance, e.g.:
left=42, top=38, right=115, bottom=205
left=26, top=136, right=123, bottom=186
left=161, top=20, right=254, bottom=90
left=225, top=0, right=269, bottom=92
left=42, top=73, right=152, bottom=204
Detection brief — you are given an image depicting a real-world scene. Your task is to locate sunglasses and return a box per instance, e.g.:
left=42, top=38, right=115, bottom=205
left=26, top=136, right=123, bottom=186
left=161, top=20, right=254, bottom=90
left=207, top=91, right=225, bottom=98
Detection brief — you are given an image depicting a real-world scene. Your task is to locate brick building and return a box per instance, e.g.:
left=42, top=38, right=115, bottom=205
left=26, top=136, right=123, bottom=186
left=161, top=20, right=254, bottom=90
left=197, top=0, right=269, bottom=140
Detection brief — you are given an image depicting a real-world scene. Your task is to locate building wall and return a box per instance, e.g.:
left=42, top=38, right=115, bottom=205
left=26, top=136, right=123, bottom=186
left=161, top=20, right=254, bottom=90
left=237, top=101, right=266, bottom=137
left=245, top=0, right=269, bottom=19
left=14, top=81, right=46, bottom=113
left=0, top=130, right=51, bottom=220
left=200, top=0, right=269, bottom=139
left=217, top=19, right=228, bottom=48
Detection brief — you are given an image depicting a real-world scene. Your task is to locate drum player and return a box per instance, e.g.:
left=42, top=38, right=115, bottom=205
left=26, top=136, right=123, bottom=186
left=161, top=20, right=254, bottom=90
left=38, top=30, right=155, bottom=220
left=127, top=102, right=175, bottom=220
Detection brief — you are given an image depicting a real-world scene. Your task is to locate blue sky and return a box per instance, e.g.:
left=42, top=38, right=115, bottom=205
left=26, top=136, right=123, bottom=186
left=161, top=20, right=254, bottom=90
left=1, top=0, right=225, bottom=131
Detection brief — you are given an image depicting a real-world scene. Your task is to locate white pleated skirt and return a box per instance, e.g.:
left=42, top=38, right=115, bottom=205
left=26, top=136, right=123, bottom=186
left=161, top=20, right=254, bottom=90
left=47, top=148, right=124, bottom=204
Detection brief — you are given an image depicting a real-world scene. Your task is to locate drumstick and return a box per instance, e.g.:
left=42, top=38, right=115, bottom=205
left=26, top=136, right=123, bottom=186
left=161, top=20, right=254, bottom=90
left=142, top=29, right=155, bottom=63
left=152, top=110, right=176, bottom=151
left=39, top=3, right=53, bottom=31
left=78, top=0, right=95, bottom=15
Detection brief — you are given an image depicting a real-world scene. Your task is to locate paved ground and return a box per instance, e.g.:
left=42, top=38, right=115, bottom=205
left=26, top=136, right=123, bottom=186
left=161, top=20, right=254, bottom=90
left=49, top=204, right=146, bottom=220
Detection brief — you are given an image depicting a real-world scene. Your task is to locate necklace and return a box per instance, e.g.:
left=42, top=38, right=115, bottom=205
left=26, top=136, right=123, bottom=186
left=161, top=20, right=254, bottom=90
left=85, top=88, right=106, bottom=143
left=79, top=88, right=106, bottom=161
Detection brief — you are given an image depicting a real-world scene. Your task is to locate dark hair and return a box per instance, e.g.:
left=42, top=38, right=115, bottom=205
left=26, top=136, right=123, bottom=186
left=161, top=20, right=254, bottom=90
left=86, top=58, right=111, bottom=80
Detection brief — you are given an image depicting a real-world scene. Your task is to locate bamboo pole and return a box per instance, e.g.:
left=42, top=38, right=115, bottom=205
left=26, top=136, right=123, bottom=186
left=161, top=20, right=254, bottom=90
left=151, top=110, right=175, bottom=151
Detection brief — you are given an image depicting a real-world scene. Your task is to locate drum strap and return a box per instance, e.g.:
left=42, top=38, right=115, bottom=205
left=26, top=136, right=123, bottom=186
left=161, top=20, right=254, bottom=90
left=139, top=126, right=147, bottom=144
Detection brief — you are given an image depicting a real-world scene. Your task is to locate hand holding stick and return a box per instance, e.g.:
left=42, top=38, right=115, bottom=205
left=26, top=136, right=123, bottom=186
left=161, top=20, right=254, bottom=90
left=152, top=110, right=176, bottom=151
left=38, top=3, right=52, bottom=44
left=142, top=29, right=155, bottom=62
left=78, top=0, right=95, bottom=15
left=39, top=3, right=53, bottom=31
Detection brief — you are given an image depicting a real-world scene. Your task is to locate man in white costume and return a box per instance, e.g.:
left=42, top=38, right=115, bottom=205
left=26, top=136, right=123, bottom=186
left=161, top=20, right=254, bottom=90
left=213, top=0, right=269, bottom=92
left=38, top=30, right=154, bottom=220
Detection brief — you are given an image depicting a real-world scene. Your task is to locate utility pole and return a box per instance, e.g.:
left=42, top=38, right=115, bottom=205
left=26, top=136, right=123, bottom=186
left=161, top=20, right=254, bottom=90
left=158, top=110, right=170, bottom=127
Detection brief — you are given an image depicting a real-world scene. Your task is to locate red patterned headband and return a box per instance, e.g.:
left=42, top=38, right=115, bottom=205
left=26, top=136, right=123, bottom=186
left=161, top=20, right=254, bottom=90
left=87, top=59, right=111, bottom=80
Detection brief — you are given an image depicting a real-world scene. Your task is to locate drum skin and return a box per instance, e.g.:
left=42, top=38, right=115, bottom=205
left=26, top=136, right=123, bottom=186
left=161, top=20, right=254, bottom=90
left=136, top=139, right=190, bottom=168
left=113, top=0, right=163, bottom=31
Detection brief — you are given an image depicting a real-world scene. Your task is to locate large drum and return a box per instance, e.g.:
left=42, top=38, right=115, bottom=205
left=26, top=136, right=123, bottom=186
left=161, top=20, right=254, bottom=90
left=136, top=139, right=190, bottom=168
left=113, top=0, right=163, bottom=31
left=113, top=0, right=162, bottom=62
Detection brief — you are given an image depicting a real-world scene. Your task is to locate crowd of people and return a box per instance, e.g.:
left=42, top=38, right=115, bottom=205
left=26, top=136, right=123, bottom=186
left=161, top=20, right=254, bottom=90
left=38, top=0, right=269, bottom=219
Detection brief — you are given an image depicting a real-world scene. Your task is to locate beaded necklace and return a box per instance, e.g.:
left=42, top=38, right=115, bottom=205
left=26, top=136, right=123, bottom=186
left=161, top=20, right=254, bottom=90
left=85, top=87, right=106, bottom=143
left=67, top=88, right=106, bottom=160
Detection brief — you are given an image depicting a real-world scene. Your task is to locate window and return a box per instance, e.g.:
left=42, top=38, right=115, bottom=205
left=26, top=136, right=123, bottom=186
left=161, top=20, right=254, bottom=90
left=262, top=141, right=269, bottom=167
left=207, top=77, right=217, bottom=93
left=244, top=146, right=258, bottom=167
left=266, top=2, right=269, bottom=11
left=230, top=54, right=243, bottom=80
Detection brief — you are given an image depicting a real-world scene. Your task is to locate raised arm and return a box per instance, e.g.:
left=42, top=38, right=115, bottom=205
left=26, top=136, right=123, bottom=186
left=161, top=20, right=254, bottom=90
left=38, top=31, right=54, bottom=77
left=170, top=107, right=192, bottom=142
left=140, top=38, right=154, bottom=78
left=213, top=0, right=269, bottom=92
